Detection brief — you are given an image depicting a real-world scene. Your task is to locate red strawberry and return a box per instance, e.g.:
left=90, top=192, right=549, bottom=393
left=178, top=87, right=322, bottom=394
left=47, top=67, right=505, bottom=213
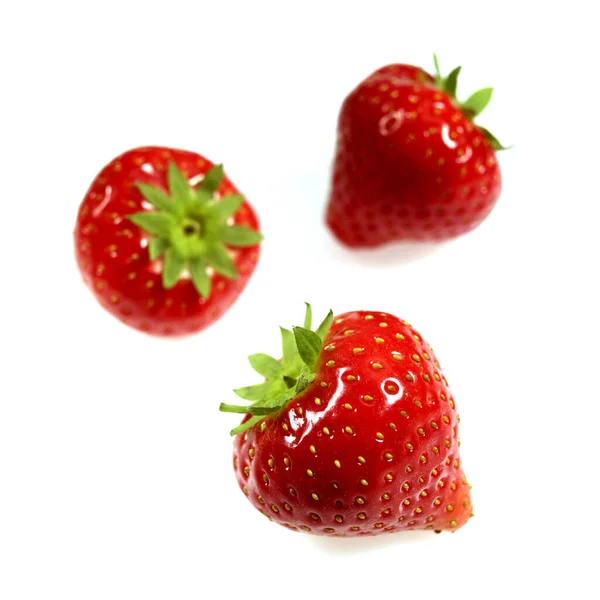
left=326, top=55, right=505, bottom=246
left=74, top=146, right=262, bottom=336
left=221, top=305, right=473, bottom=536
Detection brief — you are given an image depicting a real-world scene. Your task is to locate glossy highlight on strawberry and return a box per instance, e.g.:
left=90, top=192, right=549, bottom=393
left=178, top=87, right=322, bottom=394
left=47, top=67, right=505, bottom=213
left=326, top=55, right=504, bottom=246
left=221, top=306, right=473, bottom=537
left=74, top=146, right=262, bottom=336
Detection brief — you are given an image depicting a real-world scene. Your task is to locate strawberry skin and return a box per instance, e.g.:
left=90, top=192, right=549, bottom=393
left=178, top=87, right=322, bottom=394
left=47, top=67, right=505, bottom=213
left=74, top=146, right=262, bottom=336
left=326, top=59, right=503, bottom=246
left=228, top=309, right=472, bottom=536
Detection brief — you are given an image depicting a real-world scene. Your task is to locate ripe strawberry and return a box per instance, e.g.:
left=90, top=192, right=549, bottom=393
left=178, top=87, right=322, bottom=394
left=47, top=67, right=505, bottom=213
left=74, top=146, right=262, bottom=336
left=326, top=55, right=505, bottom=246
left=221, top=305, right=473, bottom=536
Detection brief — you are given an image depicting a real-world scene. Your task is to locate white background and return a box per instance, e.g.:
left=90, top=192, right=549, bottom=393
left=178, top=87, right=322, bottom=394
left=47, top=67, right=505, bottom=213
left=1, top=1, right=598, bottom=598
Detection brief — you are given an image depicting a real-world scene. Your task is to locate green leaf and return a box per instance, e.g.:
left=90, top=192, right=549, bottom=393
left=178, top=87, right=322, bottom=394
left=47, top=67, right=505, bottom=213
left=433, top=53, right=441, bottom=77
left=295, top=372, right=316, bottom=395
left=462, top=87, right=493, bottom=118
left=189, top=259, right=211, bottom=298
left=315, top=310, right=334, bottom=341
left=219, top=403, right=250, bottom=414
left=234, top=382, right=272, bottom=401
left=148, top=237, right=168, bottom=261
left=444, top=66, right=462, bottom=98
left=204, top=243, right=237, bottom=279
left=199, top=164, right=224, bottom=194
left=303, top=303, right=312, bottom=329
left=248, top=404, right=280, bottom=416
left=478, top=126, right=512, bottom=151
left=219, top=225, right=263, bottom=247
left=280, top=327, right=301, bottom=373
left=248, top=353, right=282, bottom=379
left=230, top=415, right=263, bottom=436
left=136, top=183, right=174, bottom=213
left=249, top=389, right=295, bottom=415
left=162, top=248, right=186, bottom=289
left=167, top=161, right=193, bottom=202
left=128, top=211, right=174, bottom=237
left=206, top=195, right=244, bottom=221
left=293, top=326, right=322, bottom=370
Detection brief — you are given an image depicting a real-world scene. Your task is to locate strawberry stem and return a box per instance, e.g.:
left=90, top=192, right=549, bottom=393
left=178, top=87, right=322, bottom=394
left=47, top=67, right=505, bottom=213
left=128, top=162, right=263, bottom=298
left=220, top=304, right=334, bottom=436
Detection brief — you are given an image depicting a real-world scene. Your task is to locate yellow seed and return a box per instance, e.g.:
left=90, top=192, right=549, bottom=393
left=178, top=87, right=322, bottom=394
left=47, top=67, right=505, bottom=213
left=268, top=458, right=274, bottom=468
left=414, top=507, right=423, bottom=514
left=420, top=490, right=428, bottom=497
left=372, top=363, right=383, bottom=370
left=244, top=467, right=250, bottom=476
left=284, top=503, right=292, bottom=511
left=282, top=423, right=289, bottom=431
left=384, top=452, right=393, bottom=460
left=402, top=483, right=410, bottom=491
left=334, top=459, right=341, bottom=468
left=392, top=353, right=402, bottom=361
left=358, top=513, right=366, bottom=519
left=312, top=493, right=320, bottom=501
left=375, top=337, right=385, bottom=344
left=326, top=360, right=335, bottom=367
left=414, top=400, right=422, bottom=407
left=365, top=315, right=374, bottom=320
left=289, top=488, right=297, bottom=496
left=434, top=499, right=441, bottom=505
left=314, top=398, right=322, bottom=406
left=386, top=385, right=397, bottom=393
left=320, top=382, right=328, bottom=388
left=396, top=333, right=405, bottom=340
left=363, top=395, right=373, bottom=401
left=309, top=445, right=316, bottom=454
left=258, top=496, right=265, bottom=504
left=346, top=375, right=356, bottom=381
left=306, top=469, right=314, bottom=477
left=323, top=427, right=330, bottom=435
left=417, top=428, right=425, bottom=436
left=405, top=442, right=413, bottom=451
left=357, top=456, right=366, bottom=464
left=345, top=426, right=354, bottom=435
left=389, top=422, right=397, bottom=431
left=403, top=499, right=411, bottom=506
left=412, top=354, right=421, bottom=362
left=450, top=520, right=458, bottom=527
left=326, top=344, right=336, bottom=352
left=406, top=466, right=412, bottom=473
left=379, top=322, right=388, bottom=328
left=335, top=515, right=343, bottom=523
left=400, top=410, right=408, bottom=417
left=443, top=415, right=450, bottom=424
left=385, top=473, right=393, bottom=481
left=420, top=455, right=427, bottom=463
left=356, top=496, right=365, bottom=504
left=360, top=479, right=368, bottom=486
left=249, top=448, right=255, bottom=458
left=423, top=374, right=431, bottom=382
left=284, top=457, right=290, bottom=466
left=344, top=403, right=353, bottom=410
left=263, top=474, right=269, bottom=483
left=344, top=329, right=354, bottom=335
left=353, top=347, right=364, bottom=354
left=376, top=432, right=384, bottom=440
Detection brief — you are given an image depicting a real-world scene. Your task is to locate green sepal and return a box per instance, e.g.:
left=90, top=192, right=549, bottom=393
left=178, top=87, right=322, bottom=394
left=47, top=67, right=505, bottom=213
left=248, top=354, right=283, bottom=379
left=461, top=87, right=493, bottom=118
left=148, top=237, right=168, bottom=261
left=316, top=310, right=334, bottom=341
left=130, top=160, right=262, bottom=299
left=128, top=212, right=174, bottom=237
left=219, top=403, right=251, bottom=414
left=233, top=382, right=273, bottom=401
left=205, top=195, right=244, bottom=221
left=303, top=302, right=312, bottom=329
left=162, top=248, right=186, bottom=289
left=218, top=225, right=263, bottom=247
left=168, top=162, right=194, bottom=204
left=221, top=306, right=335, bottom=436
left=136, top=183, right=176, bottom=213
left=293, top=326, right=322, bottom=370
left=443, top=66, right=462, bottom=99
left=189, top=259, right=211, bottom=298
left=199, top=164, right=224, bottom=194
left=204, top=243, right=237, bottom=279
left=478, top=126, right=512, bottom=151
left=230, top=415, right=263, bottom=436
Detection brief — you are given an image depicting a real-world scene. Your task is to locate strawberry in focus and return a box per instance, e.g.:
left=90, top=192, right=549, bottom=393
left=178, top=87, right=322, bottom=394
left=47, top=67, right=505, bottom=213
left=74, top=146, right=262, bottom=336
left=221, top=305, right=473, bottom=536
left=326, top=55, right=505, bottom=246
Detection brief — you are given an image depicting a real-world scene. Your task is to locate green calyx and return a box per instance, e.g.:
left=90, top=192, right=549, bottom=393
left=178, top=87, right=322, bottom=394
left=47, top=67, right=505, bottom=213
left=128, top=162, right=263, bottom=298
left=220, top=303, right=334, bottom=436
left=432, top=53, right=510, bottom=150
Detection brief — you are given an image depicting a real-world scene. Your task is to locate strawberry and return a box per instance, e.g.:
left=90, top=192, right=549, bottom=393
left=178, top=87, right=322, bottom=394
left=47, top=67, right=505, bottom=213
left=74, top=146, right=262, bottom=336
left=221, top=305, right=473, bottom=536
left=326, top=55, right=505, bottom=246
